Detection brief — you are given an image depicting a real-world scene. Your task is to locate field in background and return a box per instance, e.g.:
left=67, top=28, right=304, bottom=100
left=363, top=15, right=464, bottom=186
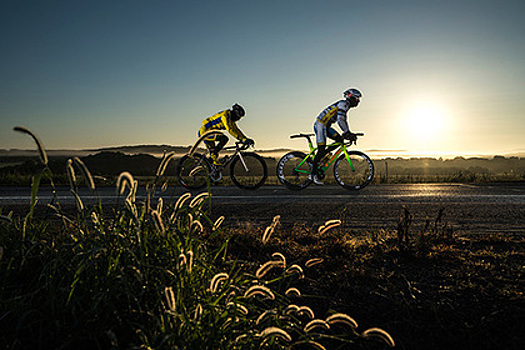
left=1, top=148, right=524, bottom=186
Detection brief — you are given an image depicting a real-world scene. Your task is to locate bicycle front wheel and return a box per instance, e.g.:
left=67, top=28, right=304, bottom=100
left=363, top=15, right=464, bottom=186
left=276, top=151, right=312, bottom=190
left=333, top=151, right=374, bottom=190
left=177, top=154, right=211, bottom=190
left=230, top=152, right=268, bottom=190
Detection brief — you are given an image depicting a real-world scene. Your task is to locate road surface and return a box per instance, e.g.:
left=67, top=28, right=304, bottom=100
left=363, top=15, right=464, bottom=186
left=1, top=183, right=524, bottom=234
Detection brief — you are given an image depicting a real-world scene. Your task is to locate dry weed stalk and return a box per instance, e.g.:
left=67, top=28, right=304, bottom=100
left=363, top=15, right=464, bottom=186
left=13, top=126, right=48, bottom=165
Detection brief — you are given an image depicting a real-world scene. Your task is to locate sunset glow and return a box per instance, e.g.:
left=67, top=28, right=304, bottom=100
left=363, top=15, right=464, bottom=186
left=405, top=103, right=449, bottom=142
left=0, top=1, right=523, bottom=157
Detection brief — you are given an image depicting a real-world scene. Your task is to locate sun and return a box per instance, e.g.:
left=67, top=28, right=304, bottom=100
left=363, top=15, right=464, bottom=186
left=405, top=103, right=448, bottom=141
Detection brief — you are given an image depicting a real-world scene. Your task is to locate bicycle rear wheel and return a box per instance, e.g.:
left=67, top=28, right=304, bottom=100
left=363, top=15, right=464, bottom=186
left=230, top=152, right=267, bottom=190
left=333, top=151, right=374, bottom=190
left=276, top=151, right=312, bottom=190
left=177, top=154, right=211, bottom=190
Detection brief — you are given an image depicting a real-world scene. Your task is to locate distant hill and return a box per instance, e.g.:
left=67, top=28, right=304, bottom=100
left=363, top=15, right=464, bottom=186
left=0, top=145, right=293, bottom=158
left=0, top=145, right=192, bottom=157
left=0, top=145, right=523, bottom=159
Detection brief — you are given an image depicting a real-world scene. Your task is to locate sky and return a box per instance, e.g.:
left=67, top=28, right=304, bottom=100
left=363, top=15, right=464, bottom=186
left=1, top=0, right=524, bottom=157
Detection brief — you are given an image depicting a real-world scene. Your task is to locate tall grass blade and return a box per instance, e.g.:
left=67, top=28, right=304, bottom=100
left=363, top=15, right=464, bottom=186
left=13, top=126, right=48, bottom=165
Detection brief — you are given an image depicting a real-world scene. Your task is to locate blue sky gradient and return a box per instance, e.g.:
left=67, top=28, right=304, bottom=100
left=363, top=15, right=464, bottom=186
left=1, top=0, right=524, bottom=156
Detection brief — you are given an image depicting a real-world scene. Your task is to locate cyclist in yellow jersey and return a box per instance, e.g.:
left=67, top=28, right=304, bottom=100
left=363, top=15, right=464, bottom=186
left=311, top=88, right=362, bottom=185
left=198, top=103, right=254, bottom=165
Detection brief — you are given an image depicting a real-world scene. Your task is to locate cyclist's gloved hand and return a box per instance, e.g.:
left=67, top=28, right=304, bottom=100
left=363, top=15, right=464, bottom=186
left=342, top=131, right=357, bottom=143
left=243, top=138, right=255, bottom=147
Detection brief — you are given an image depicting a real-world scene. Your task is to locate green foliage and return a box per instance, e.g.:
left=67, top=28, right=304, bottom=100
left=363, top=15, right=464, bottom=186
left=1, top=128, right=394, bottom=349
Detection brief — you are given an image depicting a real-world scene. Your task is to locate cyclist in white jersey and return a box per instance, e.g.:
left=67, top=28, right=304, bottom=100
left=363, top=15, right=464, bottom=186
left=311, top=88, right=362, bottom=185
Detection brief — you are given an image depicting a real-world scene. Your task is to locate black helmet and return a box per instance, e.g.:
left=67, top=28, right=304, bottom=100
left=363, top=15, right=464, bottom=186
left=343, top=88, right=362, bottom=107
left=231, top=103, right=245, bottom=121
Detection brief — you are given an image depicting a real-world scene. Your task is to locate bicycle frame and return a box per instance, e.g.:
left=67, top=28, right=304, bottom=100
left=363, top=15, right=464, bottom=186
left=206, top=142, right=252, bottom=172
left=292, top=136, right=357, bottom=175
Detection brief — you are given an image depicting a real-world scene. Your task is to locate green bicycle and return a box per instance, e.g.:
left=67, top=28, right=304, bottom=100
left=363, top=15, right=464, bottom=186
left=276, top=133, right=374, bottom=190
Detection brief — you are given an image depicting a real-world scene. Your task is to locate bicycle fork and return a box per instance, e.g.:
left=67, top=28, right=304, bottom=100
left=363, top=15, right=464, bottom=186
left=237, top=153, right=250, bottom=172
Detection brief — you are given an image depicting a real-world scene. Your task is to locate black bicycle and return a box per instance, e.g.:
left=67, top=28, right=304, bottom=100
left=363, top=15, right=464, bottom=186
left=177, top=141, right=268, bottom=190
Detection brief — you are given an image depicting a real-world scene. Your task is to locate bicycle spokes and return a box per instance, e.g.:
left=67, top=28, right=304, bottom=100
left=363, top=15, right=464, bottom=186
left=334, top=151, right=374, bottom=190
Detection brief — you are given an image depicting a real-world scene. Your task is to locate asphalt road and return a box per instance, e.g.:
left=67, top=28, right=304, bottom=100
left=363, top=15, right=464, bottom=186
left=1, top=183, right=524, bottom=234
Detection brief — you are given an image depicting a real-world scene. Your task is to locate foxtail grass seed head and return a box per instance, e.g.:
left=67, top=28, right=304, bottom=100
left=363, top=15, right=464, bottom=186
left=256, top=260, right=283, bottom=279
left=285, top=264, right=304, bottom=279
left=164, top=287, right=176, bottom=312
left=213, top=216, right=225, bottom=230
left=258, top=327, right=292, bottom=343
left=226, top=290, right=237, bottom=303
left=190, top=130, right=226, bottom=156
left=189, top=166, right=204, bottom=177
left=13, top=126, right=48, bottom=165
left=174, top=192, right=191, bottom=212
left=292, top=340, right=327, bottom=350
left=117, top=171, right=135, bottom=195
left=193, top=303, right=203, bottom=321
left=304, top=319, right=330, bottom=333
left=285, top=304, right=300, bottom=315
left=156, top=198, right=163, bottom=215
left=262, top=215, right=281, bottom=244
left=271, top=252, right=287, bottom=267
left=305, top=258, right=324, bottom=268
left=73, top=157, right=95, bottom=190
left=125, top=197, right=137, bottom=218
left=285, top=288, right=301, bottom=297
left=326, top=313, right=358, bottom=329
left=156, top=152, right=178, bottom=177
left=151, top=210, right=165, bottom=234
left=226, top=302, right=249, bottom=315
left=318, top=219, right=341, bottom=234
left=178, top=253, right=187, bottom=270
left=209, top=273, right=229, bottom=293
left=71, top=190, right=85, bottom=212
left=244, top=285, right=275, bottom=300
left=66, top=159, right=76, bottom=190
left=297, top=306, right=315, bottom=319
left=91, top=212, right=100, bottom=226
left=190, top=192, right=209, bottom=208
left=256, top=310, right=277, bottom=325
left=362, top=327, right=395, bottom=348
left=130, top=180, right=138, bottom=200
left=235, top=334, right=249, bottom=344
left=191, top=219, right=204, bottom=234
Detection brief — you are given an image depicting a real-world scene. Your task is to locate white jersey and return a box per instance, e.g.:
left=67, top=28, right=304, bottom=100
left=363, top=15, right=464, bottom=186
left=315, top=99, right=351, bottom=134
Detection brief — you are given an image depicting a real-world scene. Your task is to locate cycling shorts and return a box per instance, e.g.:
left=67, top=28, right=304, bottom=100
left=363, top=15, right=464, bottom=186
left=314, top=121, right=340, bottom=146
